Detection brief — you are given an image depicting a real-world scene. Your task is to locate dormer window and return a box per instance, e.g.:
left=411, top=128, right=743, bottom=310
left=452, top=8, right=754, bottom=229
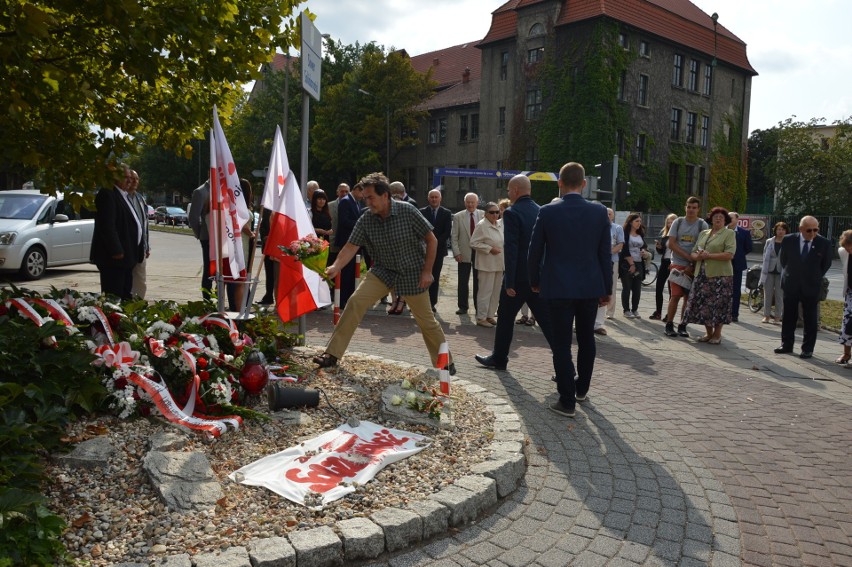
left=529, top=23, right=545, bottom=37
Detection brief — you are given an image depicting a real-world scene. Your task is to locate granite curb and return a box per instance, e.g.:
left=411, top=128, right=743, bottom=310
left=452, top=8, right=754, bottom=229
left=144, top=358, right=527, bottom=567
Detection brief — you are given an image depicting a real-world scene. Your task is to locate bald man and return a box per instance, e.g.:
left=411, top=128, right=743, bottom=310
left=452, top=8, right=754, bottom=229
left=451, top=192, right=484, bottom=314
left=420, top=189, right=453, bottom=310
left=475, top=175, right=554, bottom=370
left=774, top=215, right=832, bottom=358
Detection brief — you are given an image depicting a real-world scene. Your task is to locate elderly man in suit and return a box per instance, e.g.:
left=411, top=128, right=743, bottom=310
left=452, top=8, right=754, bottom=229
left=451, top=192, right=484, bottom=315
left=420, top=188, right=452, bottom=311
left=90, top=164, right=144, bottom=299
left=728, top=212, right=753, bottom=322
left=475, top=174, right=554, bottom=370
left=327, top=183, right=350, bottom=266
left=529, top=162, right=612, bottom=418
left=774, top=215, right=832, bottom=359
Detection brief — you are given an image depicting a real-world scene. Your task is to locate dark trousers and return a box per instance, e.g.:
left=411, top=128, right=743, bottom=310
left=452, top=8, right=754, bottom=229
left=731, top=269, right=744, bottom=318
left=655, top=258, right=671, bottom=313
left=428, top=249, right=447, bottom=307
left=339, top=256, right=357, bottom=309
left=200, top=239, right=212, bottom=298
left=457, top=252, right=478, bottom=311
left=549, top=298, right=599, bottom=409
left=98, top=265, right=133, bottom=300
left=261, top=255, right=275, bottom=302
left=620, top=271, right=643, bottom=312
left=491, top=281, right=555, bottom=365
left=781, top=289, right=820, bottom=353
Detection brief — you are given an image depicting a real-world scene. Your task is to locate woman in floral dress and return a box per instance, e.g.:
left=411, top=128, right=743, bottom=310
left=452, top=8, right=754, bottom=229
left=685, top=207, right=736, bottom=344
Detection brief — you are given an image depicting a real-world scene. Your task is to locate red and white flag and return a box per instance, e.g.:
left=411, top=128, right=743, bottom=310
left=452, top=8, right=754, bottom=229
left=210, top=105, right=250, bottom=281
left=261, top=126, right=331, bottom=321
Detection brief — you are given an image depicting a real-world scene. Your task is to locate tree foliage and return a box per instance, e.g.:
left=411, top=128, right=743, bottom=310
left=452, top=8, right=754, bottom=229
left=709, top=111, right=747, bottom=212
left=775, top=117, right=852, bottom=215
left=126, top=137, right=206, bottom=204
left=746, top=127, right=780, bottom=212
left=0, top=0, right=305, bottom=191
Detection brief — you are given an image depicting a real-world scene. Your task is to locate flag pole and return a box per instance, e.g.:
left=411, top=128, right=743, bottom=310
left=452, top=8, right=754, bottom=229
left=210, top=127, right=225, bottom=312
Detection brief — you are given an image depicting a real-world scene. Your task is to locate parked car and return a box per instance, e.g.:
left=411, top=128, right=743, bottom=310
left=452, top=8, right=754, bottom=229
left=0, top=189, right=95, bottom=280
left=147, top=205, right=155, bottom=220
left=154, top=206, right=188, bottom=226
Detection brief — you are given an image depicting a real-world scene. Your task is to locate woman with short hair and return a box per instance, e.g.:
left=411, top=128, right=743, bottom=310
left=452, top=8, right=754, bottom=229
left=759, top=221, right=788, bottom=323
left=470, top=202, right=504, bottom=327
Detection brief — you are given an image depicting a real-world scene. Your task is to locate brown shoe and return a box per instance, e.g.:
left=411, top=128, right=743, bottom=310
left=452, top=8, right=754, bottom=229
left=312, top=353, right=338, bottom=368
left=594, top=328, right=607, bottom=336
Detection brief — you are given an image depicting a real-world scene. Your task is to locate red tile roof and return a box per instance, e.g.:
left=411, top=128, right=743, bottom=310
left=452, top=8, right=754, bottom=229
left=409, top=41, right=483, bottom=89
left=478, top=0, right=755, bottom=74
left=267, top=53, right=299, bottom=73
left=416, top=79, right=482, bottom=111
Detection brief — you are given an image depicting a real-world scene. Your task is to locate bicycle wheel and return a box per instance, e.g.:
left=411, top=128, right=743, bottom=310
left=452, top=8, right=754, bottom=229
left=748, top=287, right=764, bottom=313
left=642, top=262, right=658, bottom=287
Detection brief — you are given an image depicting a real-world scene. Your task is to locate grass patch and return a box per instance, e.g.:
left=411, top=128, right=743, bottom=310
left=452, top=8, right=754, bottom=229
left=740, top=294, right=845, bottom=330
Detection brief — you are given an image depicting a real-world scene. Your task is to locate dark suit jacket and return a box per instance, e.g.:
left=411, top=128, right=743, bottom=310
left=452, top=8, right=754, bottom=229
left=732, top=225, right=753, bottom=272
left=528, top=193, right=612, bottom=300
left=502, top=195, right=539, bottom=289
left=334, top=194, right=362, bottom=249
left=90, top=186, right=142, bottom=269
left=419, top=205, right=452, bottom=250
left=779, top=233, right=832, bottom=298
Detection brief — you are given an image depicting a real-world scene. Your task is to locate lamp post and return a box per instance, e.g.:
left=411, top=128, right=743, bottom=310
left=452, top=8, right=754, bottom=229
left=358, top=88, right=390, bottom=175
left=704, top=12, right=719, bottom=214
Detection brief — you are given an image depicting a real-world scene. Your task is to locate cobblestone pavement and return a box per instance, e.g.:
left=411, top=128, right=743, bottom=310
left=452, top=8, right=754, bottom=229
left=6, top=231, right=851, bottom=566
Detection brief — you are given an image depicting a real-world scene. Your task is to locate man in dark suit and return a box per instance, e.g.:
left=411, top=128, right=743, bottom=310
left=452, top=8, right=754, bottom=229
left=419, top=188, right=452, bottom=311
left=89, top=165, right=143, bottom=299
left=475, top=174, right=554, bottom=370
left=774, top=215, right=832, bottom=358
left=729, top=212, right=753, bottom=322
left=528, top=162, right=612, bottom=418
left=334, top=183, right=364, bottom=309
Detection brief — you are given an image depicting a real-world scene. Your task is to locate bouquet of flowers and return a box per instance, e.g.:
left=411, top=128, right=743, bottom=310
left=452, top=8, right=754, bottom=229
left=280, top=234, right=332, bottom=282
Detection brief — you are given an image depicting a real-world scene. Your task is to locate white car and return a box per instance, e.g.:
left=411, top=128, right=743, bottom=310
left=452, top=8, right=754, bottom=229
left=0, top=190, right=95, bottom=280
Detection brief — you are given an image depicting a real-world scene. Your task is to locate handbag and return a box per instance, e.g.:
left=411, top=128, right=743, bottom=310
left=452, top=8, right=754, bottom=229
left=668, top=266, right=693, bottom=290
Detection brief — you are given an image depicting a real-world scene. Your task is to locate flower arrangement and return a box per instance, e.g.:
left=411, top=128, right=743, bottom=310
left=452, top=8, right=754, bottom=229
left=390, top=378, right=446, bottom=420
left=279, top=234, right=331, bottom=282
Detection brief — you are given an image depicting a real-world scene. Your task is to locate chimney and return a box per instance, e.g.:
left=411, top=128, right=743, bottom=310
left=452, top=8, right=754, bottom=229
left=462, top=67, right=470, bottom=83
left=433, top=57, right=440, bottom=66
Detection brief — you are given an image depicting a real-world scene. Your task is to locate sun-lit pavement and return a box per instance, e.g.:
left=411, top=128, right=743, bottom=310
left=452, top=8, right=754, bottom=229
left=5, top=229, right=851, bottom=566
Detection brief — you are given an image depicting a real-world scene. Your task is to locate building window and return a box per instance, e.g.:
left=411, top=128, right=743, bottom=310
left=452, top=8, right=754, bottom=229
left=672, top=54, right=683, bottom=87
left=617, top=71, right=627, bottom=101
left=428, top=117, right=447, bottom=144
left=427, top=166, right=434, bottom=189
left=471, top=113, right=479, bottom=141
left=498, top=107, right=506, bottom=134
left=500, top=51, right=509, bottom=81
left=685, top=165, right=695, bottom=193
left=688, top=60, right=700, bottom=91
left=525, top=147, right=539, bottom=170
left=698, top=166, right=707, bottom=197
left=429, top=120, right=438, bottom=144
left=616, top=130, right=626, bottom=159
left=670, top=108, right=682, bottom=141
left=638, top=74, right=649, bottom=106
left=668, top=163, right=680, bottom=194
left=529, top=23, right=545, bottom=37
left=618, top=33, right=628, bottom=49
left=525, top=89, right=542, bottom=121
left=686, top=112, right=697, bottom=144
left=639, top=40, right=650, bottom=57
left=459, top=115, right=468, bottom=142
left=635, top=133, right=647, bottom=163
left=703, top=65, right=712, bottom=96
left=700, top=115, right=710, bottom=147
left=527, top=47, right=544, bottom=64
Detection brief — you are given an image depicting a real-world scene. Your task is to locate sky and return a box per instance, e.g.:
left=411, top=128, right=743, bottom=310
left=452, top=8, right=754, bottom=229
left=303, top=0, right=852, bottom=134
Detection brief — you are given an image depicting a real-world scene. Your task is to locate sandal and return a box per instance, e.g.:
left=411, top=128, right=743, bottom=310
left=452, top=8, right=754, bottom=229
left=835, top=355, right=851, bottom=365
left=516, top=315, right=529, bottom=325
left=387, top=296, right=405, bottom=315
left=526, top=317, right=536, bottom=326
left=312, top=353, right=338, bottom=368
left=696, top=335, right=712, bottom=343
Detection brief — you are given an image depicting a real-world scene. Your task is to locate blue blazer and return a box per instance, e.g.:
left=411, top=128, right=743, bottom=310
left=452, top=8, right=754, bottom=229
left=528, top=193, right=612, bottom=300
left=732, top=225, right=753, bottom=272
left=502, top=195, right=540, bottom=289
left=779, top=233, right=832, bottom=298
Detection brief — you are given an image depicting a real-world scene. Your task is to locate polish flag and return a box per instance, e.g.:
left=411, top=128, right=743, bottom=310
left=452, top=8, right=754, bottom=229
left=210, top=105, right=250, bottom=280
left=261, top=126, right=331, bottom=321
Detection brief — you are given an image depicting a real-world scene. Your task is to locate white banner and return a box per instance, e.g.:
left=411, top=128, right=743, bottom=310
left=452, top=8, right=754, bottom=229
left=228, top=421, right=430, bottom=508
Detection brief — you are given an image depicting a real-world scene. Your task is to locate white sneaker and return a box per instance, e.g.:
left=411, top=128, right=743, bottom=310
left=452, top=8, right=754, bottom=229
left=632, top=311, right=641, bottom=319
left=624, top=311, right=635, bottom=319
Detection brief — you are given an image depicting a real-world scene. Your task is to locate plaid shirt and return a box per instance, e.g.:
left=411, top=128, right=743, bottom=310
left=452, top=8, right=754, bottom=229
left=349, top=200, right=433, bottom=295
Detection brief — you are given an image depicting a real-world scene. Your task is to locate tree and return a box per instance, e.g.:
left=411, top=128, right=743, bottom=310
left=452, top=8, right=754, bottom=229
left=0, top=0, right=304, bottom=191
left=746, top=127, right=780, bottom=213
left=775, top=117, right=852, bottom=215
left=126, top=137, right=205, bottom=204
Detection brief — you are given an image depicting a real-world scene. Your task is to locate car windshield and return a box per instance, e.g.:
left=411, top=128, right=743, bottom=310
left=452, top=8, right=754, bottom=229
left=0, top=194, right=48, bottom=220
left=167, top=207, right=185, bottom=214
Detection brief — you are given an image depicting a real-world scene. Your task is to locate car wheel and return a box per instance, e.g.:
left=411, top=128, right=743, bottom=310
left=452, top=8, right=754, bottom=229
left=20, top=246, right=47, bottom=280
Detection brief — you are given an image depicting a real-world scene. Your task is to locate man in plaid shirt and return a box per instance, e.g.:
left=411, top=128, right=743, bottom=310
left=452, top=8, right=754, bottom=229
left=312, top=172, right=455, bottom=374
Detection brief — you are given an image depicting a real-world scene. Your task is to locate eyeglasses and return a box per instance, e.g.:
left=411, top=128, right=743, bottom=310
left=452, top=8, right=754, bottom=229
left=802, top=228, right=819, bottom=233
left=486, top=211, right=500, bottom=215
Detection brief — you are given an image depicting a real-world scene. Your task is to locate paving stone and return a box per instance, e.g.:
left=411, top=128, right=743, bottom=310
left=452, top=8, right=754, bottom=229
left=430, top=485, right=479, bottom=527
left=246, top=536, right=295, bottom=567
left=370, top=507, right=422, bottom=553
left=337, top=517, right=384, bottom=561
left=56, top=436, right=115, bottom=469
left=154, top=554, right=192, bottom=567
left=406, top=498, right=451, bottom=540
left=287, top=526, right=343, bottom=567
left=192, top=546, right=251, bottom=567
left=142, top=451, right=222, bottom=513
left=469, top=457, right=520, bottom=498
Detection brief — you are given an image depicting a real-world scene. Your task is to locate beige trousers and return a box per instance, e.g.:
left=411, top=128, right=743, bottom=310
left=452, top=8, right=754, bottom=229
left=325, top=271, right=452, bottom=367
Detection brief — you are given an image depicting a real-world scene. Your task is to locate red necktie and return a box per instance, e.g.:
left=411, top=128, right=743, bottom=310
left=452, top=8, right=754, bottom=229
left=469, top=212, right=475, bottom=235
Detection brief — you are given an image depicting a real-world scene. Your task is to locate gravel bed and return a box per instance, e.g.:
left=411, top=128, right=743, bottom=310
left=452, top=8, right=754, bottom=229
left=45, top=351, right=496, bottom=565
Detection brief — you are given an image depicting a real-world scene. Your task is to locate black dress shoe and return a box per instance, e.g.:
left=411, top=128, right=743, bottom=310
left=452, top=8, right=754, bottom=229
left=474, top=354, right=507, bottom=370
left=774, top=346, right=793, bottom=354
left=455, top=308, right=467, bottom=314
left=799, top=351, right=813, bottom=359
left=448, top=363, right=457, bottom=376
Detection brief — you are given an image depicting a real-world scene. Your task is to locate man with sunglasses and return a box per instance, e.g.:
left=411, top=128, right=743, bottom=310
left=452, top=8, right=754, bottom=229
left=775, top=216, right=832, bottom=359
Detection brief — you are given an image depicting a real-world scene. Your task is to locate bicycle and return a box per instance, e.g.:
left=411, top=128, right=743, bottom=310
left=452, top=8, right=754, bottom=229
left=748, top=285, right=764, bottom=313
left=641, top=249, right=658, bottom=287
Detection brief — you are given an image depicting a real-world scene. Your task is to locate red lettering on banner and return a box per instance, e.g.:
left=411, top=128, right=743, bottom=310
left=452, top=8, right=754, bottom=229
left=284, top=456, right=369, bottom=493
left=352, top=429, right=411, bottom=459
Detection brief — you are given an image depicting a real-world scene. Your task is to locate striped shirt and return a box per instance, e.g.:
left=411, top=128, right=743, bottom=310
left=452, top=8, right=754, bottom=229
left=349, top=200, right=433, bottom=295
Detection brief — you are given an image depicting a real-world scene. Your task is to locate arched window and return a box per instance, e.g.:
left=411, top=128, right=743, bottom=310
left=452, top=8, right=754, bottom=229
left=529, top=23, right=545, bottom=37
